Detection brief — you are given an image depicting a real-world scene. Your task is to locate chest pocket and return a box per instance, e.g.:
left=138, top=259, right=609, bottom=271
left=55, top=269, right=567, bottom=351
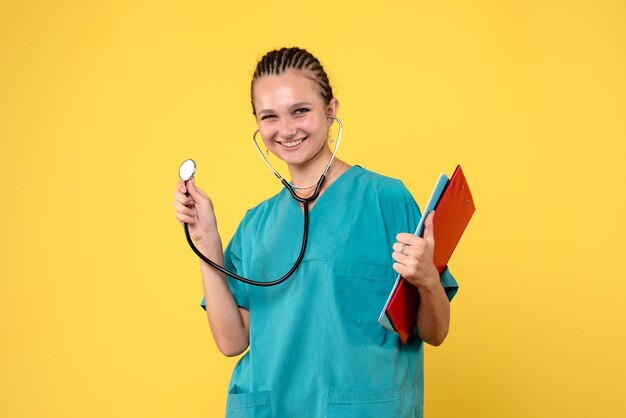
left=336, top=262, right=395, bottom=345
left=328, top=386, right=403, bottom=418
left=226, top=388, right=271, bottom=418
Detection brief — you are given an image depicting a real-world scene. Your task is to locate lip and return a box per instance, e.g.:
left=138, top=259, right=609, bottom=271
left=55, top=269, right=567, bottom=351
left=277, top=136, right=307, bottom=150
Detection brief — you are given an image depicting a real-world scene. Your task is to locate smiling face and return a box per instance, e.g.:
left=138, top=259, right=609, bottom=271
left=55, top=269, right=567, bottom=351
left=252, top=69, right=339, bottom=170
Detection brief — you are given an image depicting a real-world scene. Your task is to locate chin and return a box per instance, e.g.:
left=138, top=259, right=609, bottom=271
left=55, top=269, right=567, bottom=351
left=280, top=155, right=310, bottom=167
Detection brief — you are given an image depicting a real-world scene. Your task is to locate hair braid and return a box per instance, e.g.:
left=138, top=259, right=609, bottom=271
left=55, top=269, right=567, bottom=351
left=251, top=47, right=334, bottom=115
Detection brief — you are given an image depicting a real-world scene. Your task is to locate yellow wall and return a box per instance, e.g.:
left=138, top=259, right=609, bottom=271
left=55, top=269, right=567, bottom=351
left=1, top=0, right=625, bottom=416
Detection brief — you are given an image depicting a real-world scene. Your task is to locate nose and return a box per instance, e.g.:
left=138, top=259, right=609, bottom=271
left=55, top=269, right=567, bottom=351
left=278, top=117, right=297, bottom=139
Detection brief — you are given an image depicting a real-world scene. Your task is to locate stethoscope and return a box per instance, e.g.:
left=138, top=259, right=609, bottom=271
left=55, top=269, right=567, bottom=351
left=179, top=116, right=343, bottom=286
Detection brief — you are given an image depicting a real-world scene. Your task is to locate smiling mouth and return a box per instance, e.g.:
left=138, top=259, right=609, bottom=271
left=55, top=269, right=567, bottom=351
left=279, top=137, right=306, bottom=148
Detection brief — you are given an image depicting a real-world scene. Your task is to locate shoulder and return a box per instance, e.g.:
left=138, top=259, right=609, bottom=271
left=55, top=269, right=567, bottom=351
left=350, top=165, right=415, bottom=202
left=347, top=166, right=422, bottom=237
left=226, top=190, right=285, bottom=249
left=234, top=188, right=287, bottom=230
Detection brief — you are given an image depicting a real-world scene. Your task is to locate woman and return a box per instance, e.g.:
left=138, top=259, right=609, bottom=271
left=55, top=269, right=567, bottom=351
left=173, top=47, right=458, bottom=417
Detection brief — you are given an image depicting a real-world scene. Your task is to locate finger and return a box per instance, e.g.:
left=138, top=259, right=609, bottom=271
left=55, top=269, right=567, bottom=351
left=392, top=242, right=417, bottom=256
left=395, top=233, right=421, bottom=245
left=391, top=251, right=412, bottom=264
left=175, top=182, right=188, bottom=200
left=175, top=211, right=196, bottom=225
left=187, top=177, right=209, bottom=199
left=423, top=211, right=435, bottom=241
left=173, top=190, right=195, bottom=207
left=173, top=200, right=195, bottom=217
left=392, top=262, right=410, bottom=278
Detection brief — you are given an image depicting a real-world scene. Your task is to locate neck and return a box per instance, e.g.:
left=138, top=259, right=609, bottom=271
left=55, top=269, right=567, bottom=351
left=290, top=158, right=351, bottom=201
left=287, top=145, right=334, bottom=188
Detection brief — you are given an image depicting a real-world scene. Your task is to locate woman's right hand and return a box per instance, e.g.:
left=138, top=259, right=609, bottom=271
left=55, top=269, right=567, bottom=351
left=173, top=177, right=219, bottom=245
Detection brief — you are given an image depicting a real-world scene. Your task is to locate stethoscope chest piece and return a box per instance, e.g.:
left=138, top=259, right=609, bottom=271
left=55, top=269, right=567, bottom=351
left=179, top=159, right=196, bottom=182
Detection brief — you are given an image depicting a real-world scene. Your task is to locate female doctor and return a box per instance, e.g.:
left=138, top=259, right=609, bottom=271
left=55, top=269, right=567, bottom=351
left=173, top=47, right=458, bottom=417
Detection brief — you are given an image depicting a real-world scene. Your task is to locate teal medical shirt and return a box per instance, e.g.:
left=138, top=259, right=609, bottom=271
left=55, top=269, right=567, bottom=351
left=201, top=166, right=458, bottom=418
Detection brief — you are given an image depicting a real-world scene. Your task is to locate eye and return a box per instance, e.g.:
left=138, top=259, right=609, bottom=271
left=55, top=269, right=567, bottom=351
left=294, top=107, right=310, bottom=115
left=260, top=114, right=277, bottom=120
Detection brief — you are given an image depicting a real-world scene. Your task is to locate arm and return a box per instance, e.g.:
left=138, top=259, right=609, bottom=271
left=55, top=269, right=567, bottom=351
left=414, top=274, right=450, bottom=346
left=197, top=236, right=250, bottom=356
left=392, top=211, right=450, bottom=346
left=174, top=178, right=250, bottom=356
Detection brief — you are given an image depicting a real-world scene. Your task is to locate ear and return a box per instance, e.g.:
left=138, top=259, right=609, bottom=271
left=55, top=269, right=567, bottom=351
left=327, top=98, right=340, bottom=125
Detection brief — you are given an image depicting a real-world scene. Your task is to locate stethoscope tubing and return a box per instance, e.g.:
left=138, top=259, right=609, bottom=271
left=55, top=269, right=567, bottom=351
left=182, top=117, right=340, bottom=286
left=183, top=188, right=318, bottom=286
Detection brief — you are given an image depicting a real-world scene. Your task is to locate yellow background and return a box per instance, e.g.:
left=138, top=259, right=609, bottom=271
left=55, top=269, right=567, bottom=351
left=1, top=0, right=625, bottom=417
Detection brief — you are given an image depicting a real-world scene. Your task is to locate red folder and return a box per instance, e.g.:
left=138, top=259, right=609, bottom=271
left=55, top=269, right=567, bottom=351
left=385, top=165, right=475, bottom=344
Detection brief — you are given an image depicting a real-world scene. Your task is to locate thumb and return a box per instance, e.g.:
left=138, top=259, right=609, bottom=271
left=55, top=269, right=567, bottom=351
left=423, top=211, right=435, bottom=242
left=185, top=177, right=196, bottom=196
left=187, top=177, right=207, bottom=199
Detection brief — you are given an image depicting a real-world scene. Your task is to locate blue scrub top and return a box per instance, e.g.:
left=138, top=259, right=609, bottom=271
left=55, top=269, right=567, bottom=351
left=201, top=166, right=458, bottom=418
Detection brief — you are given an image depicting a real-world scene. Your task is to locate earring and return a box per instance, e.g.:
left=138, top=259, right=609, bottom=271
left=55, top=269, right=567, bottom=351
left=266, top=148, right=269, bottom=155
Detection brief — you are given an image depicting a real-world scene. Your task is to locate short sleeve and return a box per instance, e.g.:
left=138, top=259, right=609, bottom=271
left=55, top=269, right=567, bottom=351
left=377, top=178, right=422, bottom=251
left=379, top=178, right=460, bottom=302
left=439, top=266, right=459, bottom=301
left=200, top=221, right=250, bottom=311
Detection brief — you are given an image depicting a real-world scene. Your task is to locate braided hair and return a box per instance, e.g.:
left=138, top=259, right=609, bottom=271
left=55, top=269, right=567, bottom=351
left=251, top=47, right=334, bottom=115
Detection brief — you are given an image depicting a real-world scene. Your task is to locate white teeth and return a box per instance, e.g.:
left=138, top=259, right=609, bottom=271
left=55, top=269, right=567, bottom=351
left=282, top=138, right=304, bottom=148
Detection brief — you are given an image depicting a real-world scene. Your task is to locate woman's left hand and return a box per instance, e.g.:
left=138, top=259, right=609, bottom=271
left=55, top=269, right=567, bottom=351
left=392, top=211, right=440, bottom=290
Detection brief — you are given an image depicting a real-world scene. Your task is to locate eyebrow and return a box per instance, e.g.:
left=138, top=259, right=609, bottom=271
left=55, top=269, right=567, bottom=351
left=258, top=102, right=313, bottom=116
